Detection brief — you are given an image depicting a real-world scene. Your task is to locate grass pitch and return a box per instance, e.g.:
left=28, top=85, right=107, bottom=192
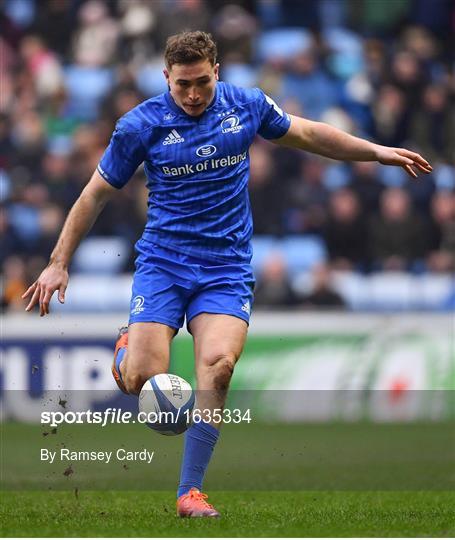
left=1, top=490, right=454, bottom=537
left=2, top=421, right=454, bottom=491
left=1, top=421, right=454, bottom=536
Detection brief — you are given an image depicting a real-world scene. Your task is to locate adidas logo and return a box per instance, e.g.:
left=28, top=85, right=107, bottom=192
left=163, top=129, right=184, bottom=145
left=241, top=301, right=250, bottom=314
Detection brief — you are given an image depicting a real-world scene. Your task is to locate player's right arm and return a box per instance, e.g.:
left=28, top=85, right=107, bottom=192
left=22, top=169, right=117, bottom=316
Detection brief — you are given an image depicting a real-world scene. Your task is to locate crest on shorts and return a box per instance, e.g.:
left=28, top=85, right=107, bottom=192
left=131, top=295, right=145, bottom=315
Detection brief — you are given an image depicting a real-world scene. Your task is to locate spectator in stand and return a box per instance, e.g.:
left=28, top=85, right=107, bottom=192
left=63, top=1, right=119, bottom=122
left=72, top=0, right=119, bottom=67
left=40, top=150, right=80, bottom=211
left=350, top=161, right=384, bottom=214
left=301, top=264, right=346, bottom=310
left=248, top=140, right=284, bottom=235
left=284, top=157, right=329, bottom=235
left=390, top=50, right=425, bottom=111
left=324, top=188, right=368, bottom=271
left=154, top=0, right=210, bottom=50
left=117, top=0, right=157, bottom=64
left=282, top=48, right=339, bottom=121
left=254, top=253, right=300, bottom=309
left=69, top=123, right=109, bottom=184
left=0, top=205, right=23, bottom=264
left=349, top=0, right=410, bottom=34
left=212, top=3, right=257, bottom=63
left=372, top=84, right=409, bottom=147
left=411, top=84, right=455, bottom=163
left=269, top=98, right=306, bottom=187
left=369, top=187, right=428, bottom=272
left=0, top=113, right=13, bottom=169
left=10, top=109, right=46, bottom=174
left=19, top=34, right=64, bottom=100
left=30, top=0, right=76, bottom=61
left=426, top=191, right=455, bottom=273
left=42, top=85, right=80, bottom=146
left=34, top=202, right=65, bottom=257
left=1, top=255, right=27, bottom=311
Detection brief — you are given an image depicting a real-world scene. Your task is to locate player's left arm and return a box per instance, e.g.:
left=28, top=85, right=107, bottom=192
left=273, top=114, right=432, bottom=178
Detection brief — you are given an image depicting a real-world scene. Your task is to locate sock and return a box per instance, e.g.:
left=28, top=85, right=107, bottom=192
left=115, top=347, right=126, bottom=383
left=177, top=420, right=220, bottom=498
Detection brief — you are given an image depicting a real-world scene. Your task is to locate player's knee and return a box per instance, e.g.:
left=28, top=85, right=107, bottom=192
left=121, top=349, right=168, bottom=394
left=206, top=353, right=237, bottom=391
left=123, top=364, right=162, bottom=395
left=123, top=371, right=146, bottom=395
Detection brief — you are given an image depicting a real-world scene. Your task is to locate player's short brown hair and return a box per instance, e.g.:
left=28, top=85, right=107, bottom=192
left=164, top=31, right=217, bottom=69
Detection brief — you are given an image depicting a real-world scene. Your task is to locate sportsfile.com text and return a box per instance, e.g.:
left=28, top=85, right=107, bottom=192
left=41, top=408, right=252, bottom=427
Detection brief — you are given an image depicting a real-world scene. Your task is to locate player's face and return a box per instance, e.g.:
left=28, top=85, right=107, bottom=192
left=164, top=59, right=219, bottom=117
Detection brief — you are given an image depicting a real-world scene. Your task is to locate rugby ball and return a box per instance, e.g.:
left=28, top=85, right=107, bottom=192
left=138, top=373, right=194, bottom=435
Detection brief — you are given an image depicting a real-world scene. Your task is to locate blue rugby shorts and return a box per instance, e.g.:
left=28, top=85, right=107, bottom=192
left=129, top=238, right=255, bottom=331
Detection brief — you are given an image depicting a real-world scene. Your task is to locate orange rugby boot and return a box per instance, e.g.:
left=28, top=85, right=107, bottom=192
left=176, top=488, right=220, bottom=518
left=112, top=326, right=128, bottom=394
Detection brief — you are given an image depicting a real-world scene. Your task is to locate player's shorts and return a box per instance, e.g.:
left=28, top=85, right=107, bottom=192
left=128, top=238, right=255, bottom=331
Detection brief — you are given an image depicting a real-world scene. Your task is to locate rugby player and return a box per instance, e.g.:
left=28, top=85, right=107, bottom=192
left=23, top=31, right=432, bottom=517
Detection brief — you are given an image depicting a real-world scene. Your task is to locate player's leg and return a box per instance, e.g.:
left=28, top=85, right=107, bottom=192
left=191, top=313, right=248, bottom=421
left=187, top=261, right=252, bottom=416
left=113, top=322, right=176, bottom=395
left=176, top=260, right=253, bottom=516
left=112, top=239, right=190, bottom=394
left=176, top=314, right=248, bottom=517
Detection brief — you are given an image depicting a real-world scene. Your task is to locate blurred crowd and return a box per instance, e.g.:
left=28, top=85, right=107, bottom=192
left=1, top=0, right=454, bottom=311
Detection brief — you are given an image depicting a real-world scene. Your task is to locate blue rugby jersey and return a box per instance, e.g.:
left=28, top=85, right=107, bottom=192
left=97, top=81, right=291, bottom=263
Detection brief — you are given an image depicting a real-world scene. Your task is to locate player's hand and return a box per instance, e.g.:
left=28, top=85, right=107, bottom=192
left=21, top=263, right=69, bottom=317
left=375, top=146, right=432, bottom=179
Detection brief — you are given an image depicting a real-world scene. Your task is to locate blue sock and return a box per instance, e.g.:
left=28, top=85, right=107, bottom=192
left=177, top=420, right=220, bottom=498
left=115, top=347, right=126, bottom=383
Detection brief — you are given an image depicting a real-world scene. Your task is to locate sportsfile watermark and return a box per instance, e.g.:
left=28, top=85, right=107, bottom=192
left=41, top=408, right=252, bottom=428
left=1, top=390, right=454, bottom=492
